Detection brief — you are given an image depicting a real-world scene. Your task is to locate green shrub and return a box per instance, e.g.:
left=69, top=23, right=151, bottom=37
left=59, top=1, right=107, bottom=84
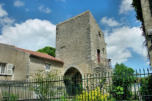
left=140, top=75, right=152, bottom=101
left=8, top=94, right=18, bottom=101
left=30, top=70, right=59, bottom=100
left=111, top=63, right=135, bottom=100
left=2, top=92, right=18, bottom=101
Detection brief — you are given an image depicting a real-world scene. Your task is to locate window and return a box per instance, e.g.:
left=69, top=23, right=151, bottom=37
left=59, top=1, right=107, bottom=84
left=97, top=49, right=100, bottom=63
left=98, top=31, right=101, bottom=37
left=0, top=63, right=14, bottom=75
left=0, top=63, right=6, bottom=74
left=45, top=64, right=51, bottom=71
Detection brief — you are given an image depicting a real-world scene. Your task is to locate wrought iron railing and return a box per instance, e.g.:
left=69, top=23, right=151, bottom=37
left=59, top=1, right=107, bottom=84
left=0, top=69, right=151, bottom=101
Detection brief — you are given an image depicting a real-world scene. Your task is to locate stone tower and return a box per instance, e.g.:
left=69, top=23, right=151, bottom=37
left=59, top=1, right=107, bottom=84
left=56, top=11, right=111, bottom=77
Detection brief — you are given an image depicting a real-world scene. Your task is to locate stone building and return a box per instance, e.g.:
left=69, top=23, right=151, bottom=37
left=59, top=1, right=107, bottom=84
left=0, top=11, right=110, bottom=81
left=0, top=43, right=63, bottom=80
left=133, top=0, right=152, bottom=67
left=56, top=11, right=111, bottom=79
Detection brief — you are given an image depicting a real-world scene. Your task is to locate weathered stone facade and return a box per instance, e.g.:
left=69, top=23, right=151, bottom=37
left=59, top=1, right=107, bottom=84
left=0, top=11, right=110, bottom=80
left=0, top=43, right=28, bottom=80
left=56, top=11, right=111, bottom=76
left=140, top=0, right=152, bottom=66
left=0, top=43, right=63, bottom=80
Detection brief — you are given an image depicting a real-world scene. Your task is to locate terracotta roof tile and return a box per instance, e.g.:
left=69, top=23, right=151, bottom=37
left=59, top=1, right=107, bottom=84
left=16, top=47, right=64, bottom=64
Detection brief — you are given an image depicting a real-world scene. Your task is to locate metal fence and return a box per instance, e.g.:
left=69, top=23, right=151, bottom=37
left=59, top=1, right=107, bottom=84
left=0, top=69, right=152, bottom=101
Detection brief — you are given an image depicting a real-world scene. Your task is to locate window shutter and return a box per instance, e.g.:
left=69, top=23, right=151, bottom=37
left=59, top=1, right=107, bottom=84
left=6, top=64, right=14, bottom=75
left=0, top=63, right=6, bottom=74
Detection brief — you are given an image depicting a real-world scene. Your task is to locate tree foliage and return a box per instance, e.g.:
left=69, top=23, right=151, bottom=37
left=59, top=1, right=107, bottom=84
left=37, top=46, right=56, bottom=57
left=111, top=63, right=135, bottom=100
left=132, top=0, right=146, bottom=37
left=140, top=75, right=152, bottom=101
left=132, top=0, right=143, bottom=22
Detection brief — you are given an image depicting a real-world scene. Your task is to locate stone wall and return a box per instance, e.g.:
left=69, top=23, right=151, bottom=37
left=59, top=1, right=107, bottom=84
left=56, top=11, right=92, bottom=75
left=0, top=43, right=29, bottom=80
left=140, top=0, right=152, bottom=66
left=56, top=11, right=110, bottom=75
left=89, top=12, right=110, bottom=72
left=29, top=56, right=63, bottom=78
left=0, top=43, right=63, bottom=80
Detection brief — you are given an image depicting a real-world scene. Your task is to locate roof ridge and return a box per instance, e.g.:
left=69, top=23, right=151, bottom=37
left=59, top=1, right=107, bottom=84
left=16, top=47, right=64, bottom=64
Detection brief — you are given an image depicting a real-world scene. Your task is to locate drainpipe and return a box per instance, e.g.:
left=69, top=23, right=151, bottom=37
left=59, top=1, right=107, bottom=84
left=26, top=54, right=30, bottom=80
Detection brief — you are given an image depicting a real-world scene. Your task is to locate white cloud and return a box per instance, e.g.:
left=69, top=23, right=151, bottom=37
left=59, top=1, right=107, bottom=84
left=0, top=4, right=14, bottom=27
left=119, top=0, right=133, bottom=14
left=101, top=17, right=120, bottom=27
left=105, top=26, right=147, bottom=65
left=38, top=5, right=51, bottom=14
left=0, top=4, right=8, bottom=17
left=0, top=5, right=55, bottom=51
left=0, top=17, right=14, bottom=27
left=14, top=0, right=24, bottom=7
left=0, top=19, right=56, bottom=51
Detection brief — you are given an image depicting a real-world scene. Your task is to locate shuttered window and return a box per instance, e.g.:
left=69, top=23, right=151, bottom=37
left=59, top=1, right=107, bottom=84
left=0, top=63, right=6, bottom=74
left=7, top=64, right=14, bottom=75
left=0, top=63, right=14, bottom=75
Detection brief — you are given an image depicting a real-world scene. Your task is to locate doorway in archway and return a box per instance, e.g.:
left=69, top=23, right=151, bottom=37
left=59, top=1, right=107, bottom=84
left=64, top=67, right=82, bottom=96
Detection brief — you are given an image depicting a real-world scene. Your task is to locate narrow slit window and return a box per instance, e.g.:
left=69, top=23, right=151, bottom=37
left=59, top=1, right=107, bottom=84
left=97, top=49, right=100, bottom=63
left=98, top=31, right=101, bottom=37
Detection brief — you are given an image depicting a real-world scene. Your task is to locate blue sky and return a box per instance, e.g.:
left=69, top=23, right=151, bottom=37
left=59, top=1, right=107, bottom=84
left=0, top=0, right=150, bottom=69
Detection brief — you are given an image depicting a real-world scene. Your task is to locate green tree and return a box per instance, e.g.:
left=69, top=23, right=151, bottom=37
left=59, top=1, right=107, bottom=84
left=140, top=75, right=152, bottom=101
left=111, top=63, right=135, bottom=100
left=37, top=46, right=56, bottom=57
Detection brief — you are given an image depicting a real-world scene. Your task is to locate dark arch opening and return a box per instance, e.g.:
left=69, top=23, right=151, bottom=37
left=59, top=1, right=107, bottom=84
left=64, top=67, right=82, bottom=96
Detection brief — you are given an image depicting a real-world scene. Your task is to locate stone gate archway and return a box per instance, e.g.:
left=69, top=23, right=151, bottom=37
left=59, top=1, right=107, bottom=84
left=64, top=67, right=82, bottom=96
